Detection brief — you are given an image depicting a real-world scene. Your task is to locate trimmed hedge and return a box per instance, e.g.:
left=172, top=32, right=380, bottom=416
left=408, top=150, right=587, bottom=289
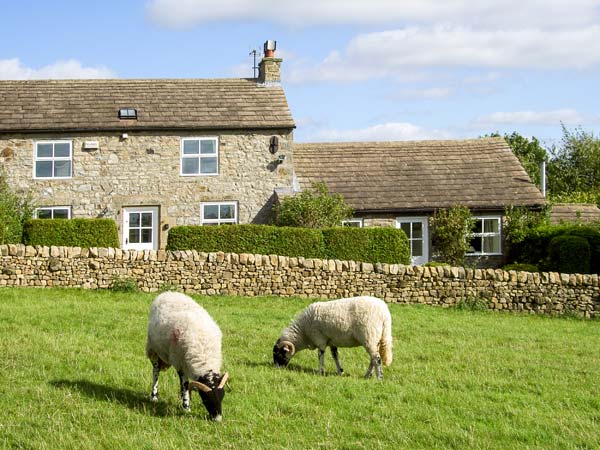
left=166, top=225, right=326, bottom=258
left=511, top=224, right=600, bottom=274
left=23, top=219, right=120, bottom=248
left=548, top=235, right=590, bottom=275
left=167, top=224, right=410, bottom=264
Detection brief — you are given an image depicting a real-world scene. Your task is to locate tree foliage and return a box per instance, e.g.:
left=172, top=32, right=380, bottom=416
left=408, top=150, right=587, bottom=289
left=491, top=131, right=547, bottom=187
left=430, top=206, right=475, bottom=267
left=0, top=171, right=35, bottom=244
left=274, top=182, right=354, bottom=228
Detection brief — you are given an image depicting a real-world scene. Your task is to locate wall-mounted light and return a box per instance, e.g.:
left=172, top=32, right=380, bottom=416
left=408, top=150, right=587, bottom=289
left=269, top=136, right=279, bottom=154
left=277, top=154, right=286, bottom=164
left=121, top=133, right=129, bottom=140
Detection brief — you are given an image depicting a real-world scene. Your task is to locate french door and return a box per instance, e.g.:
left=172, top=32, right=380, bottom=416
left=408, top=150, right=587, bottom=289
left=396, top=217, right=429, bottom=265
left=123, top=206, right=159, bottom=251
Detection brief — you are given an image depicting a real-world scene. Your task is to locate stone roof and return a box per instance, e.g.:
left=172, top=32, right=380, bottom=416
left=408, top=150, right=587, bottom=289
left=550, top=203, right=600, bottom=225
left=294, top=137, right=545, bottom=212
left=0, top=78, right=295, bottom=133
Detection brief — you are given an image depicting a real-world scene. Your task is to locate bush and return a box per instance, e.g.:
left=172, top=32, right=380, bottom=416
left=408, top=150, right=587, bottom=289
left=110, top=276, right=139, bottom=293
left=430, top=206, right=475, bottom=267
left=548, top=235, right=590, bottom=274
left=167, top=224, right=326, bottom=258
left=22, top=219, right=120, bottom=248
left=0, top=171, right=35, bottom=244
left=501, top=263, right=539, bottom=272
left=167, top=225, right=410, bottom=264
left=322, top=227, right=410, bottom=264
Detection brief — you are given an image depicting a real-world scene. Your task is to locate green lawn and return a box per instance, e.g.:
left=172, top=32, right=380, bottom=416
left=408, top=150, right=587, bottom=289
left=0, top=287, right=598, bottom=450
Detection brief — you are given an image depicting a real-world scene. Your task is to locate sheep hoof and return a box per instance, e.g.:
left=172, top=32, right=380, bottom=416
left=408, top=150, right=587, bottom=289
left=151, top=395, right=158, bottom=402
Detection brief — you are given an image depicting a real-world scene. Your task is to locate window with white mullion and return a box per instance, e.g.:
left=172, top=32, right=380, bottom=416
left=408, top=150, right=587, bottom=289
left=468, top=216, right=502, bottom=255
left=35, top=206, right=71, bottom=219
left=201, top=202, right=237, bottom=225
left=181, top=137, right=218, bottom=176
left=34, top=141, right=72, bottom=179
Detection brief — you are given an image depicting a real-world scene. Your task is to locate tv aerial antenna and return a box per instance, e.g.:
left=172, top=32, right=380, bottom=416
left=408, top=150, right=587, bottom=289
left=249, top=45, right=262, bottom=78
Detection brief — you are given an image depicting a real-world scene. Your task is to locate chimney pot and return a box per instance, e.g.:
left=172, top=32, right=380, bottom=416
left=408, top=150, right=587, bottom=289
left=264, top=40, right=277, bottom=57
left=258, top=39, right=282, bottom=85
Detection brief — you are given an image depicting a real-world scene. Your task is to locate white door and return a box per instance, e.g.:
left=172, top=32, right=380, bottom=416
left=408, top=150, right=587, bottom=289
left=123, top=207, right=159, bottom=251
left=396, top=217, right=429, bottom=265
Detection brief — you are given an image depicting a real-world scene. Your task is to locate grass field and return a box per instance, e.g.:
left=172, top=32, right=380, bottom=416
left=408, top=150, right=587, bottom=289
left=0, top=287, right=599, bottom=449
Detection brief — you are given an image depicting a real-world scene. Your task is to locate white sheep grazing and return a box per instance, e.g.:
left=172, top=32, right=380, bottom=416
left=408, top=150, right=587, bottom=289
left=146, top=291, right=228, bottom=421
left=273, top=296, right=393, bottom=379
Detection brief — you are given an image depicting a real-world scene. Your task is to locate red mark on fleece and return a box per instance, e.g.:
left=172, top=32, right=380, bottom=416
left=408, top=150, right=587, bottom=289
left=170, top=329, right=181, bottom=344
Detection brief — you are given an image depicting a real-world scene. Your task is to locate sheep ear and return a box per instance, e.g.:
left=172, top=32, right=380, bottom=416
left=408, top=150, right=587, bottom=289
left=188, top=380, right=212, bottom=393
left=217, top=372, right=229, bottom=389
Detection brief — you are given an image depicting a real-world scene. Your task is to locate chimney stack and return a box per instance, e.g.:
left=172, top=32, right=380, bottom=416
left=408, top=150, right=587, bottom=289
left=258, top=40, right=282, bottom=85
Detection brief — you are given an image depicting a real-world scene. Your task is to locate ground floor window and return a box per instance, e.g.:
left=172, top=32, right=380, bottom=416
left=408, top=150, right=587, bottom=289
left=35, top=206, right=71, bottom=219
left=200, top=201, right=238, bottom=225
left=341, top=218, right=363, bottom=227
left=468, top=216, right=502, bottom=255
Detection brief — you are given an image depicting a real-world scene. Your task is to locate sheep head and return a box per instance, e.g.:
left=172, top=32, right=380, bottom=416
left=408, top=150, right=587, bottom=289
left=188, top=371, right=228, bottom=421
left=273, top=339, right=295, bottom=367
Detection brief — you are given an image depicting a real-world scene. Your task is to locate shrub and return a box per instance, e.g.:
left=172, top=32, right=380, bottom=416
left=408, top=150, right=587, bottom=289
left=22, top=218, right=120, bottom=248
left=322, top=227, right=410, bottom=264
left=502, top=263, right=539, bottom=272
left=430, top=206, right=475, bottom=267
left=110, top=276, right=139, bottom=293
left=167, top=224, right=326, bottom=258
left=548, top=235, right=590, bottom=274
left=456, top=296, right=489, bottom=311
left=0, top=171, right=35, bottom=244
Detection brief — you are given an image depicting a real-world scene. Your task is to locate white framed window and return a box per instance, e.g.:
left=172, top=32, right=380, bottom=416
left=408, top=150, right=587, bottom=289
left=468, top=216, right=502, bottom=255
left=180, top=137, right=218, bottom=176
left=341, top=218, right=363, bottom=227
left=34, top=206, right=71, bottom=219
left=201, top=202, right=238, bottom=225
left=34, top=140, right=72, bottom=179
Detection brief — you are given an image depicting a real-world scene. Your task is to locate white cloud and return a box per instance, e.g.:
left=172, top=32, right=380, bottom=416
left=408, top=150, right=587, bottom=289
left=395, top=87, right=453, bottom=99
left=287, top=26, right=600, bottom=83
left=0, top=58, right=115, bottom=80
left=473, top=109, right=586, bottom=127
left=305, top=122, right=453, bottom=142
left=146, top=0, right=599, bottom=29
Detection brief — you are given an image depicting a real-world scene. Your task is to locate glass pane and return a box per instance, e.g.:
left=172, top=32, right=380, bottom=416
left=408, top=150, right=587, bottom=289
left=204, top=205, right=218, bottom=220
left=200, top=157, right=217, bottom=174
left=54, top=160, right=71, bottom=177
left=53, top=209, right=69, bottom=219
left=182, top=157, right=199, bottom=174
left=413, top=222, right=423, bottom=239
left=484, top=219, right=499, bottom=233
left=141, top=212, right=153, bottom=227
left=129, top=229, right=140, bottom=244
left=37, top=143, right=53, bottom=158
left=183, top=140, right=199, bottom=154
left=141, top=228, right=152, bottom=243
left=484, top=235, right=500, bottom=253
left=220, top=204, right=234, bottom=219
left=473, top=219, right=483, bottom=233
left=129, top=213, right=140, bottom=227
left=200, top=139, right=216, bottom=154
left=400, top=223, right=411, bottom=237
left=37, top=209, right=52, bottom=219
left=35, top=161, right=53, bottom=178
left=344, top=221, right=360, bottom=227
left=469, top=237, right=482, bottom=253
left=412, top=239, right=423, bottom=257
left=54, top=143, right=70, bottom=157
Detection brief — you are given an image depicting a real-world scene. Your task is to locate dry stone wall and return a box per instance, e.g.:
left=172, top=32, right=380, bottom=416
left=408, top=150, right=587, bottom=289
left=1, top=244, right=598, bottom=318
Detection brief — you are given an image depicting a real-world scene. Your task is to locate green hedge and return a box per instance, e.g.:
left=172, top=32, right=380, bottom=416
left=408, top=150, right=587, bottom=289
left=511, top=224, right=600, bottom=273
left=23, top=219, right=120, bottom=248
left=548, top=235, right=590, bottom=274
left=167, top=225, right=410, bottom=264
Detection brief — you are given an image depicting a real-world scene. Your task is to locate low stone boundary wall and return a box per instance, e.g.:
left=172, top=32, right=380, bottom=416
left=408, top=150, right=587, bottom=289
left=1, top=244, right=598, bottom=317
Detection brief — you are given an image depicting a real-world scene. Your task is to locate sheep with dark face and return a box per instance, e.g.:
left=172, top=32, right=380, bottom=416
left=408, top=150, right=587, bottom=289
left=273, top=296, right=393, bottom=379
left=146, top=291, right=228, bottom=421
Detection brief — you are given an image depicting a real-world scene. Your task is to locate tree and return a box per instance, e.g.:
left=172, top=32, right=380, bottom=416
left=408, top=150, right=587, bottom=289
left=274, top=182, right=354, bottom=228
left=0, top=170, right=35, bottom=244
left=490, top=132, right=547, bottom=187
left=430, top=206, right=475, bottom=266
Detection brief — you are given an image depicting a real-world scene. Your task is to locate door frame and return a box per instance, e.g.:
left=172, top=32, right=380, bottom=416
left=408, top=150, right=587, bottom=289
left=396, top=216, right=429, bottom=265
left=122, top=206, right=159, bottom=251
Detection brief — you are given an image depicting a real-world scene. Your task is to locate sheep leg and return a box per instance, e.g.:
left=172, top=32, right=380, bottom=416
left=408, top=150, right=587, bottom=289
left=364, top=354, right=383, bottom=380
left=151, top=361, right=160, bottom=401
left=331, top=346, right=344, bottom=375
left=178, top=371, right=191, bottom=411
left=318, top=349, right=326, bottom=375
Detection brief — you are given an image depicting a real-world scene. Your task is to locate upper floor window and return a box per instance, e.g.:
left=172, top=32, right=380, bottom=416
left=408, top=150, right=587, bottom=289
left=181, top=137, right=218, bottom=176
left=342, top=218, right=363, bottom=227
left=34, top=140, right=72, bottom=179
left=468, top=216, right=502, bottom=255
left=35, top=206, right=71, bottom=219
left=201, top=201, right=237, bottom=225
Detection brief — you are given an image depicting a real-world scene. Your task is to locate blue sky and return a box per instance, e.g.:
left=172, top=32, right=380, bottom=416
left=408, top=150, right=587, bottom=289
left=1, top=0, right=599, bottom=146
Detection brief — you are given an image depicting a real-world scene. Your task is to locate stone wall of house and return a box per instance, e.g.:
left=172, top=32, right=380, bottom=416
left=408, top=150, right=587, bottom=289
left=1, top=244, right=597, bottom=318
left=0, top=129, right=294, bottom=248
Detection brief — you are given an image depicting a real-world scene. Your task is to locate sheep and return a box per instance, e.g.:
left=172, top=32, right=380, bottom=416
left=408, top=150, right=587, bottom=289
left=273, top=296, right=393, bottom=379
left=146, top=291, right=228, bottom=421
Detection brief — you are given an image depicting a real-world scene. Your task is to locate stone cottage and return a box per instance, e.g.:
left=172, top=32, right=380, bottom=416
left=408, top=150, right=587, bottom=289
left=0, top=41, right=546, bottom=266
left=0, top=46, right=294, bottom=250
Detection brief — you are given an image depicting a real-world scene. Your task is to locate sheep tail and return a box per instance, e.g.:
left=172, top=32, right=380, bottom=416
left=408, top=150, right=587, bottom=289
left=379, top=311, right=393, bottom=366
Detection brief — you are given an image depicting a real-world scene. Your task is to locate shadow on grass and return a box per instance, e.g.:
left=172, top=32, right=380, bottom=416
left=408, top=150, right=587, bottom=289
left=240, top=358, right=335, bottom=376
left=50, top=379, right=184, bottom=418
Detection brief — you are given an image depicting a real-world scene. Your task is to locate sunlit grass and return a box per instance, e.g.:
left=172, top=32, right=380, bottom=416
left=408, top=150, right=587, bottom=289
left=0, top=287, right=598, bottom=449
